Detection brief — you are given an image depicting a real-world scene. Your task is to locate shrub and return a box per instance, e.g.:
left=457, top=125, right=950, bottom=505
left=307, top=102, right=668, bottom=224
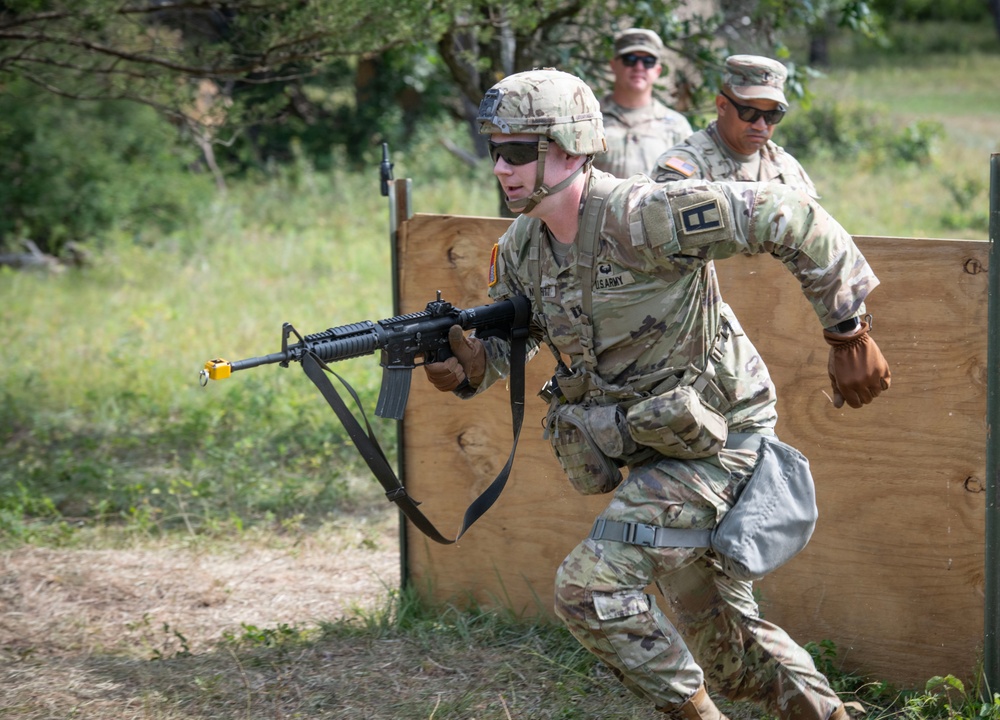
left=872, top=0, right=991, bottom=23
left=780, top=98, right=942, bottom=166
left=0, top=78, right=215, bottom=255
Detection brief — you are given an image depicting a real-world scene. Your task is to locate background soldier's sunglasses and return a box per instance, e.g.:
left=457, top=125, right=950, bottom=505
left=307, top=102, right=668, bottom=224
left=488, top=140, right=541, bottom=166
left=721, top=91, right=786, bottom=125
left=619, top=53, right=658, bottom=69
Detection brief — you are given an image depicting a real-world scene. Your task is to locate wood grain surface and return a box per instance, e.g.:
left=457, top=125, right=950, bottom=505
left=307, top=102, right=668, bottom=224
left=396, top=212, right=988, bottom=686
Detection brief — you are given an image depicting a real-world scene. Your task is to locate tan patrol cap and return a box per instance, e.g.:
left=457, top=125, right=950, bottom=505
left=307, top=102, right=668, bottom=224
left=723, top=54, right=788, bottom=107
left=613, top=28, right=663, bottom=59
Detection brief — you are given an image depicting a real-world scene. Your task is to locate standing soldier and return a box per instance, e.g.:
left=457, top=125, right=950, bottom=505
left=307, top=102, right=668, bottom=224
left=652, top=55, right=818, bottom=198
left=424, top=69, right=889, bottom=719
left=594, top=28, right=693, bottom=179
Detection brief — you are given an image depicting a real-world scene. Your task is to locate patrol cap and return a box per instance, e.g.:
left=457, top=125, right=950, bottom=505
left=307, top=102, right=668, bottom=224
left=723, top=54, right=788, bottom=107
left=613, top=28, right=663, bottom=59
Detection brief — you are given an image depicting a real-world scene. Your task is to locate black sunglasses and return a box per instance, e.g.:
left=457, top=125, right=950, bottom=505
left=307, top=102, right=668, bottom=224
left=721, top=91, right=786, bottom=125
left=619, top=53, right=658, bottom=69
left=488, top=140, right=540, bottom=166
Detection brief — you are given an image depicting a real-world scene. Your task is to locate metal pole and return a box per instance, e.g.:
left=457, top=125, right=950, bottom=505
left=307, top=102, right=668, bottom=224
left=381, top=144, right=414, bottom=591
left=986, top=152, right=1000, bottom=698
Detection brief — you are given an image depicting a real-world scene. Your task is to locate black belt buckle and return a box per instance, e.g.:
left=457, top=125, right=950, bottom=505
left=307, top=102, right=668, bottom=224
left=625, top=523, right=657, bottom=547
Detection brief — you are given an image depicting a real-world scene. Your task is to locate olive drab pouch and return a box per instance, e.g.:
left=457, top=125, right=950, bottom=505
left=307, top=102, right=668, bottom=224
left=544, top=401, right=626, bottom=495
left=625, top=385, right=728, bottom=459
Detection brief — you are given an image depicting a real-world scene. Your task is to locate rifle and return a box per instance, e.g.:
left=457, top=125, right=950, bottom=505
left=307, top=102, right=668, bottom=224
left=200, top=293, right=532, bottom=543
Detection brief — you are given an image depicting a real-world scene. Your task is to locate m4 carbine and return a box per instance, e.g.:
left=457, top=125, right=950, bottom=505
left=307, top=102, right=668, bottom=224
left=200, top=293, right=530, bottom=421
left=200, top=293, right=531, bottom=544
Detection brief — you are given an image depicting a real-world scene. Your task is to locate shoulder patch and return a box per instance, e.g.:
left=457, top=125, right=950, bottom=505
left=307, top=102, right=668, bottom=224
left=488, top=243, right=500, bottom=287
left=662, top=156, right=697, bottom=177
left=679, top=198, right=724, bottom=235
left=669, top=189, right=732, bottom=248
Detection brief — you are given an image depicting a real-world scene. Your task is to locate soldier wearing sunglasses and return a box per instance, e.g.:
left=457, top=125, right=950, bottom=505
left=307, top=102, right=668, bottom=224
left=652, top=55, right=818, bottom=198
left=425, top=67, right=889, bottom=720
left=592, top=28, right=692, bottom=179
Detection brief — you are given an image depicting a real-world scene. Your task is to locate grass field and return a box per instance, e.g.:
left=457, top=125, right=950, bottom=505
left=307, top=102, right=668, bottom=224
left=2, top=23, right=1000, bottom=719
left=798, top=50, right=1000, bottom=240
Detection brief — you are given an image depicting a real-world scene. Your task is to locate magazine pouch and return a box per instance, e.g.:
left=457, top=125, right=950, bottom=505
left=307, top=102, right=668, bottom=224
left=625, top=385, right=728, bottom=460
left=544, top=401, right=625, bottom=495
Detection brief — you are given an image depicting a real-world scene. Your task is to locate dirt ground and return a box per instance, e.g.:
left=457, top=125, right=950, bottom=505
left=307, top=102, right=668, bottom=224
left=0, top=511, right=400, bottom=705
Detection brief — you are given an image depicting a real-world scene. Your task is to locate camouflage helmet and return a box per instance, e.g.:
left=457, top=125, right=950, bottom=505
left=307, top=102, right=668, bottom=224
left=477, top=69, right=607, bottom=157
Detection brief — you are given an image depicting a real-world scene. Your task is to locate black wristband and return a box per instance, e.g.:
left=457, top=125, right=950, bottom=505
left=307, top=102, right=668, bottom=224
left=826, top=317, right=861, bottom=334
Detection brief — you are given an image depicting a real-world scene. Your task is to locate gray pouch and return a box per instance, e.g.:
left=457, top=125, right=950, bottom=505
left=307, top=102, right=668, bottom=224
left=625, top=385, right=728, bottom=459
left=713, top=437, right=818, bottom=581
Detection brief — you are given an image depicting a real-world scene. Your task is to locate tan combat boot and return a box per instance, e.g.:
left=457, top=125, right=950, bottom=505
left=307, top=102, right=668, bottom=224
left=827, top=705, right=852, bottom=720
left=668, top=686, right=730, bottom=720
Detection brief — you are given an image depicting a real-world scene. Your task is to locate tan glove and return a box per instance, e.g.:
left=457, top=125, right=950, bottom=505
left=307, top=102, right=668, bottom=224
left=823, top=321, right=891, bottom=409
left=422, top=325, right=486, bottom=392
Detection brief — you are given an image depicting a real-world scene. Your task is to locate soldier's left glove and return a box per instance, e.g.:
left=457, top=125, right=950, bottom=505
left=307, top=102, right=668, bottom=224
left=422, top=325, right=485, bottom=392
left=823, top=321, right=891, bottom=409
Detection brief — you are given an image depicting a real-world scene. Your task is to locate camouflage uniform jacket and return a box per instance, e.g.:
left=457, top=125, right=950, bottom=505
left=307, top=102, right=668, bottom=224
left=472, top=169, right=877, bottom=434
left=652, top=121, right=818, bottom=198
left=592, top=95, right=693, bottom=179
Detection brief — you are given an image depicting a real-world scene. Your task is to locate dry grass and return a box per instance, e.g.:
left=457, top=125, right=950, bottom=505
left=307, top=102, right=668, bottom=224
left=0, top=510, right=676, bottom=719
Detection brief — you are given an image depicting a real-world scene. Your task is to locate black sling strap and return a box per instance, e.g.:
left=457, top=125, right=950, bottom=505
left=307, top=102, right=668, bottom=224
left=300, top=296, right=531, bottom=544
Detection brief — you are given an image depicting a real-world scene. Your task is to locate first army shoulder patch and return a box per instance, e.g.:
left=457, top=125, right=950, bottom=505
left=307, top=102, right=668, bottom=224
left=680, top=198, right=724, bottom=235
left=670, top=189, right=731, bottom=246
left=488, top=243, right=500, bottom=287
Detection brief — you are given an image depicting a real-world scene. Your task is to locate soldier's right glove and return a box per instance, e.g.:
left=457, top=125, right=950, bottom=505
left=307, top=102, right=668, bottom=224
left=823, top=321, right=891, bottom=409
left=422, top=324, right=486, bottom=392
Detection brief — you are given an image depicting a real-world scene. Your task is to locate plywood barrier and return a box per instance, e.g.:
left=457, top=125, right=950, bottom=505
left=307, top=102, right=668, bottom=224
left=395, top=211, right=988, bottom=687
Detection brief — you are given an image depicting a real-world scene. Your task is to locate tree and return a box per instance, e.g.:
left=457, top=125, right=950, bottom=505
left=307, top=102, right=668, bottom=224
left=0, top=1, right=884, bottom=174
left=0, top=2, right=443, bottom=155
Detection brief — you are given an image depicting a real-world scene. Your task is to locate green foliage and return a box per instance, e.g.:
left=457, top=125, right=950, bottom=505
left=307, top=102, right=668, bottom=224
left=901, top=675, right=1000, bottom=720
left=126, top=614, right=194, bottom=661
left=805, top=639, right=898, bottom=704
left=804, top=640, right=1000, bottom=720
left=940, top=174, right=990, bottom=232
left=779, top=98, right=943, bottom=166
left=0, top=0, right=866, bottom=182
left=0, top=163, right=400, bottom=542
left=880, top=20, right=999, bottom=55
left=0, top=79, right=213, bottom=255
left=871, top=0, right=990, bottom=23
left=819, top=19, right=1000, bottom=61
left=223, top=622, right=306, bottom=649
left=223, top=47, right=459, bottom=173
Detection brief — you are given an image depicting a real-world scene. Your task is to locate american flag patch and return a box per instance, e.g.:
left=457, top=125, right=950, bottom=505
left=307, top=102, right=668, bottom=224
left=488, top=243, right=499, bottom=286
left=664, top=156, right=697, bottom=177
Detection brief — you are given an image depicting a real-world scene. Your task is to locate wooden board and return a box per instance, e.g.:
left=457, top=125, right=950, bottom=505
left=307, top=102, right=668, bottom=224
left=397, top=213, right=988, bottom=687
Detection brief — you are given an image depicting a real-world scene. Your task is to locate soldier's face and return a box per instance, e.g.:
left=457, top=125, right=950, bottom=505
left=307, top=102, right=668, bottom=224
left=611, top=53, right=661, bottom=95
left=490, top=133, right=581, bottom=215
left=715, top=92, right=779, bottom=155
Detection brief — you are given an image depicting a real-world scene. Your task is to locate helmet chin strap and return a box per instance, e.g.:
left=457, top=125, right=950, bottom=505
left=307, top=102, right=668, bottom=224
left=505, top=137, right=590, bottom=215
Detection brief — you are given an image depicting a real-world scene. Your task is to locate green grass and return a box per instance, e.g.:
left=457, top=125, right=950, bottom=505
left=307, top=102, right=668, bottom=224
left=781, top=52, right=999, bottom=240
left=0, top=143, right=506, bottom=544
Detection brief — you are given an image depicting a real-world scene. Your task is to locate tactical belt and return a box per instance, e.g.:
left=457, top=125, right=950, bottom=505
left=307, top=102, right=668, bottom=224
left=588, top=432, right=766, bottom=549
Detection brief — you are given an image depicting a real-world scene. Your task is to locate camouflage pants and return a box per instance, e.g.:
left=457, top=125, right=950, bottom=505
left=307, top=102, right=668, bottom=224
left=553, top=448, right=842, bottom=718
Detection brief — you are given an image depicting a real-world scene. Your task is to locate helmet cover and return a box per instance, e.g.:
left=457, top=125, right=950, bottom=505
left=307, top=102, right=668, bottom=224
left=477, top=69, right=606, bottom=156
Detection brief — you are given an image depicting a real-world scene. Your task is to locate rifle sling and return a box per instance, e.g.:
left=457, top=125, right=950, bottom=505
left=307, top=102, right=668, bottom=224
left=300, top=303, right=530, bottom=545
